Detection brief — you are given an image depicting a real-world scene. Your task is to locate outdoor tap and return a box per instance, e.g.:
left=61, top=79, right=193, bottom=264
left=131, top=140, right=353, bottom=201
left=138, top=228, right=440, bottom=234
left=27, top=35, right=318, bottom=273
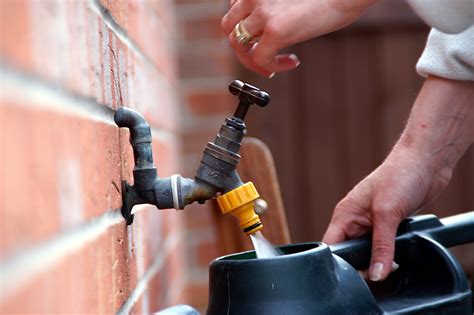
left=115, top=80, right=270, bottom=235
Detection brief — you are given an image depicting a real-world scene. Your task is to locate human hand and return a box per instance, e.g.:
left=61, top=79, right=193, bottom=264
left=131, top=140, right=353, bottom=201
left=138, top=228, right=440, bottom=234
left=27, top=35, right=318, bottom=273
left=323, top=144, right=450, bottom=281
left=323, top=76, right=474, bottom=282
left=221, top=0, right=378, bottom=77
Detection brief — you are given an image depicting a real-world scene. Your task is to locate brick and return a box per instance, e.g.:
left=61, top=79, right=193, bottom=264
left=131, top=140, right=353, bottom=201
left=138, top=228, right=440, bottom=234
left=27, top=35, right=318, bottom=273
left=161, top=209, right=186, bottom=240
left=0, top=208, right=185, bottom=313
left=182, top=15, right=224, bottom=41
left=183, top=203, right=218, bottom=230
left=99, top=0, right=178, bottom=81
left=183, top=227, right=217, bottom=276
left=131, top=207, right=183, bottom=277
left=0, top=222, right=134, bottom=314
left=1, top=0, right=237, bottom=312
left=175, top=0, right=222, bottom=5
left=186, top=88, right=234, bottom=116
left=179, top=46, right=235, bottom=78
left=147, top=237, right=187, bottom=312
left=3, top=0, right=107, bottom=102
left=0, top=0, right=179, bottom=131
left=181, top=126, right=220, bottom=155
left=181, top=283, right=209, bottom=313
left=128, top=230, right=187, bottom=313
left=196, top=239, right=219, bottom=268
left=0, top=103, right=121, bottom=255
left=0, top=101, right=181, bottom=254
left=0, top=0, right=34, bottom=71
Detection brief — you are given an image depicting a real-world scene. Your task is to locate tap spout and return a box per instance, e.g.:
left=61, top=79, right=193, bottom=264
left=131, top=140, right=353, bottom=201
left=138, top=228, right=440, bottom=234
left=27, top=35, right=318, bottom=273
left=170, top=170, right=243, bottom=210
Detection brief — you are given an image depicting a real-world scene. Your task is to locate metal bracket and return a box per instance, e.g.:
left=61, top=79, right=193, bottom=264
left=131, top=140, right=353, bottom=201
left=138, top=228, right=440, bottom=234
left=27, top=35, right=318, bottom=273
left=121, top=181, right=137, bottom=225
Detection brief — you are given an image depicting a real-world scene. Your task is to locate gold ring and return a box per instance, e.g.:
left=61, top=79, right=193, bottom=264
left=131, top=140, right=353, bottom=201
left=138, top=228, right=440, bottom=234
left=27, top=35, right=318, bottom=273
left=234, top=21, right=256, bottom=45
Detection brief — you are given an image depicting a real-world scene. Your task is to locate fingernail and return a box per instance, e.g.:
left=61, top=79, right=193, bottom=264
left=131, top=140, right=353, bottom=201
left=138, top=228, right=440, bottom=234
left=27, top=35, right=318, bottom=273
left=268, top=72, right=275, bottom=79
left=369, top=262, right=384, bottom=281
left=391, top=261, right=400, bottom=272
left=289, top=54, right=300, bottom=67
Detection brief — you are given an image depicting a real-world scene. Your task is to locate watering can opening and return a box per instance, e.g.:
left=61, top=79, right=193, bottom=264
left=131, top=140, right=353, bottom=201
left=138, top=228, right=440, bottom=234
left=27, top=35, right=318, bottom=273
left=217, top=242, right=321, bottom=261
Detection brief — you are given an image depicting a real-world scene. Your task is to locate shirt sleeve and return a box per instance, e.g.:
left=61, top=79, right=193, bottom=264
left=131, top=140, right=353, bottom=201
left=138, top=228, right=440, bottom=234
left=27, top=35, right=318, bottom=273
left=416, top=26, right=474, bottom=81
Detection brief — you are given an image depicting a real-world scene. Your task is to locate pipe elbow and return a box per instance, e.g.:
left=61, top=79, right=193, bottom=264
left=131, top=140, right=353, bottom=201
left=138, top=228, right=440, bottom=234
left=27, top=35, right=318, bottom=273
left=115, top=106, right=154, bottom=170
left=114, top=107, right=152, bottom=144
left=114, top=106, right=147, bottom=129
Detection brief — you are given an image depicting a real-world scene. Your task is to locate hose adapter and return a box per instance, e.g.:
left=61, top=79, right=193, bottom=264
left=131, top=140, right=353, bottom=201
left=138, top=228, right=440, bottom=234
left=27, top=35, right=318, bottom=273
left=216, top=182, right=263, bottom=235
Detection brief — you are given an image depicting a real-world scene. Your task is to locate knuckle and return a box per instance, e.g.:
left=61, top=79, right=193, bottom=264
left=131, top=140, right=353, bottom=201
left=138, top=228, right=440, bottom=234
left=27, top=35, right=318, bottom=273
left=239, top=0, right=253, bottom=8
left=227, top=34, right=238, bottom=47
left=334, top=196, right=364, bottom=219
left=331, top=203, right=353, bottom=226
left=372, top=201, right=403, bottom=221
left=264, top=22, right=281, bottom=39
left=335, top=198, right=353, bottom=212
left=372, top=203, right=392, bottom=216
left=221, top=17, right=228, bottom=30
left=251, top=53, right=267, bottom=67
left=252, top=7, right=267, bottom=21
left=371, top=242, right=393, bottom=257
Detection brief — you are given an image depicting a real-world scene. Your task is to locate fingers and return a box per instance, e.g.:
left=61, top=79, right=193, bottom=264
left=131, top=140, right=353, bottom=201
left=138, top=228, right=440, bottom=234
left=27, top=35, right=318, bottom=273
left=227, top=34, right=274, bottom=77
left=241, top=12, right=265, bottom=38
left=369, top=205, right=401, bottom=281
left=322, top=223, right=346, bottom=244
left=223, top=2, right=266, bottom=37
left=359, top=261, right=399, bottom=280
left=323, top=182, right=373, bottom=245
left=221, top=1, right=251, bottom=35
left=251, top=35, right=300, bottom=71
left=227, top=31, right=300, bottom=76
left=222, top=2, right=300, bottom=75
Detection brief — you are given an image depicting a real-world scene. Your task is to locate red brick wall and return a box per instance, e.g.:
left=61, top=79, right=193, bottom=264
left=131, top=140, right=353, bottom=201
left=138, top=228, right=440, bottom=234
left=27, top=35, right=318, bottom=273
left=0, top=0, right=235, bottom=313
left=174, top=0, right=238, bottom=310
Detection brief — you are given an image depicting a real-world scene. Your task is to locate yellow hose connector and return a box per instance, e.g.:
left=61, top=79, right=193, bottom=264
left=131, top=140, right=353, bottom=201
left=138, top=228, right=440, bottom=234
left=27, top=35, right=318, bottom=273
left=216, top=182, right=263, bottom=235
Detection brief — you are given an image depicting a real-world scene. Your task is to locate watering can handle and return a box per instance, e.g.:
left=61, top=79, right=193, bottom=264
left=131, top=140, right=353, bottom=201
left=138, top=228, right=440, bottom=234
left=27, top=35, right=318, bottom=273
left=329, top=211, right=474, bottom=270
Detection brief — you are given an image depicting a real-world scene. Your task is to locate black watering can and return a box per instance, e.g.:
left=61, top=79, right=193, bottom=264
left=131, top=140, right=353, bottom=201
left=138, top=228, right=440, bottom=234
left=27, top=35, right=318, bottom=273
left=207, top=212, right=474, bottom=314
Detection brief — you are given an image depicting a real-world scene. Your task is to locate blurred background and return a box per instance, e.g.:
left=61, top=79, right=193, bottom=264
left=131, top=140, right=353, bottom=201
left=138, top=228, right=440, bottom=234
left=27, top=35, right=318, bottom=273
left=1, top=0, right=472, bottom=313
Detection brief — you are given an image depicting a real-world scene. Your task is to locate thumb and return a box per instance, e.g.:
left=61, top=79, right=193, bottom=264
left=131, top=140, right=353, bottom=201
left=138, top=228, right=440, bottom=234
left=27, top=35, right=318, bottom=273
left=369, top=206, right=401, bottom=281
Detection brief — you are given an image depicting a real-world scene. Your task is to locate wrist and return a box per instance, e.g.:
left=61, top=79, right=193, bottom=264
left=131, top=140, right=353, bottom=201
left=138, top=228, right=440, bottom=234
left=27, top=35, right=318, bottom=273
left=396, top=132, right=456, bottom=179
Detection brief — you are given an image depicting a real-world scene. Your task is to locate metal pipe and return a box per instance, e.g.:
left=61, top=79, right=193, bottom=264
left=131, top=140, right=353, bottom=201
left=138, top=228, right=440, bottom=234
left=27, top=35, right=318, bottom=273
left=114, top=107, right=155, bottom=171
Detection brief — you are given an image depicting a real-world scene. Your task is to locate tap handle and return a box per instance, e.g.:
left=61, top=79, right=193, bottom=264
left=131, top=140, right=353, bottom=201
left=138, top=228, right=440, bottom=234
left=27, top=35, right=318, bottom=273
left=229, top=80, right=270, bottom=120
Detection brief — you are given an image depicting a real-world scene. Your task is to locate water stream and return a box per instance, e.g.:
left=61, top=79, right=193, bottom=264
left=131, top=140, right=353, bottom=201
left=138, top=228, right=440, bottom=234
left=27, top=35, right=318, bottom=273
left=249, top=231, right=282, bottom=258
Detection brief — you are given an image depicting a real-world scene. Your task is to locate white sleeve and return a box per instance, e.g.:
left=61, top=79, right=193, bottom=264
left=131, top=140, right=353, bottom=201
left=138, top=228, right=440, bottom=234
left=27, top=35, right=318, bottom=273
left=416, top=26, right=474, bottom=81
left=406, top=0, right=473, bottom=34
left=406, top=0, right=474, bottom=81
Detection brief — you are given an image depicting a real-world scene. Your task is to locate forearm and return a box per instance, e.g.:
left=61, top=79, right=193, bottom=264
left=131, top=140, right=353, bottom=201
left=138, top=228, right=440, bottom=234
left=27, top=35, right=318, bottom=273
left=397, top=76, right=474, bottom=179
left=329, top=0, right=380, bottom=15
left=323, top=0, right=380, bottom=34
